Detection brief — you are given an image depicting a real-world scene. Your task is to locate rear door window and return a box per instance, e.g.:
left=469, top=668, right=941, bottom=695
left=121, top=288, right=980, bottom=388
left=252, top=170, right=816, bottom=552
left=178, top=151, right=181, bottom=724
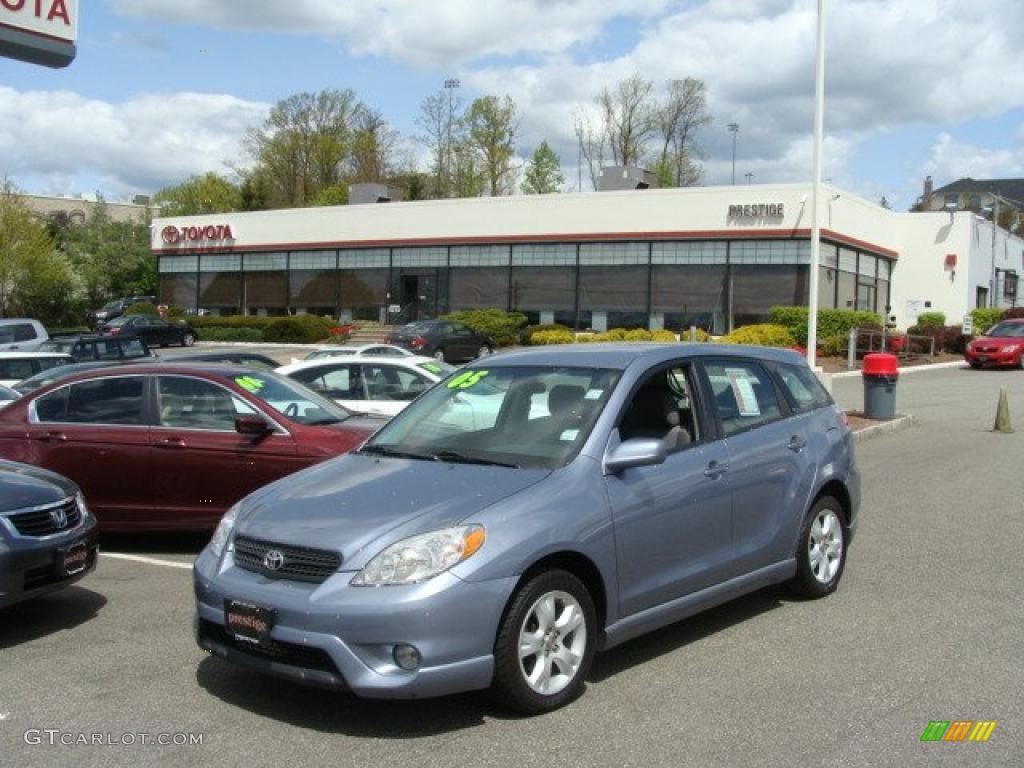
left=37, top=376, right=146, bottom=425
left=13, top=324, right=38, bottom=342
left=703, top=360, right=784, bottom=436
left=0, top=359, right=34, bottom=380
left=158, top=376, right=256, bottom=431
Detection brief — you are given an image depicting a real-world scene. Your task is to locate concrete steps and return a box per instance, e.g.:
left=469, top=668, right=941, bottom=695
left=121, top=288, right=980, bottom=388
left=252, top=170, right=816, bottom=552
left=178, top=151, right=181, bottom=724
left=347, top=324, right=398, bottom=344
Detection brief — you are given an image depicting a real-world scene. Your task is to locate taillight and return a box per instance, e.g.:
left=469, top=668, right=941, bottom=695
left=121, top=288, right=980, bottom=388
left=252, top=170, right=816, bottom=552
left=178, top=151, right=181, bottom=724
left=410, top=336, right=426, bottom=348
left=109, top=327, right=120, bottom=335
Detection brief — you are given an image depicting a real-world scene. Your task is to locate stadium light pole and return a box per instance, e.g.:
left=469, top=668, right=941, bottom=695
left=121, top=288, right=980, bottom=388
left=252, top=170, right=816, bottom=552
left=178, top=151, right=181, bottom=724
left=728, top=123, right=739, bottom=185
left=806, top=0, right=826, bottom=368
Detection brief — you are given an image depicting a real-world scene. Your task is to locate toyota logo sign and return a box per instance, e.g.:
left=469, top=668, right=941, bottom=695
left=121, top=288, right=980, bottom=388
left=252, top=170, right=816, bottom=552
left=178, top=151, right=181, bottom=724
left=160, top=224, right=235, bottom=245
left=263, top=550, right=285, bottom=571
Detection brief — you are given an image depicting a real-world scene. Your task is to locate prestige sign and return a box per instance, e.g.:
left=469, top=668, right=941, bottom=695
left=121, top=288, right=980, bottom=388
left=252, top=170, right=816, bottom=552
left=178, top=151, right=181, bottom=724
left=0, top=0, right=77, bottom=67
left=161, top=224, right=236, bottom=246
left=728, top=203, right=785, bottom=219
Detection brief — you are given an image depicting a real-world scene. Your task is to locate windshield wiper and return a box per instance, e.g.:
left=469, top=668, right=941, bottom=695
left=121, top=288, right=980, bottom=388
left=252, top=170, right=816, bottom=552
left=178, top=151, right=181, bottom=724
left=358, top=445, right=431, bottom=461
left=430, top=450, right=520, bottom=469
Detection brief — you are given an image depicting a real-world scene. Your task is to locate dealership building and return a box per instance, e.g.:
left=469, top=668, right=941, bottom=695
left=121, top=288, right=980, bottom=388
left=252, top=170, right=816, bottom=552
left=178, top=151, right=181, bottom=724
left=152, top=182, right=1023, bottom=333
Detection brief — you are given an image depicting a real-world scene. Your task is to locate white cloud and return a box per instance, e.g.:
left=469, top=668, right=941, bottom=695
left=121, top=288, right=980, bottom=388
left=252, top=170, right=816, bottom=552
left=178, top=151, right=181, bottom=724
left=109, top=0, right=673, bottom=68
left=923, top=132, right=1024, bottom=182
left=0, top=88, right=268, bottom=194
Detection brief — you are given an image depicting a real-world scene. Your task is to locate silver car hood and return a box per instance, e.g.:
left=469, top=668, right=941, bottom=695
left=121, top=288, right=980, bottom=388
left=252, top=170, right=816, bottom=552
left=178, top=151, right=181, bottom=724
left=234, top=453, right=550, bottom=567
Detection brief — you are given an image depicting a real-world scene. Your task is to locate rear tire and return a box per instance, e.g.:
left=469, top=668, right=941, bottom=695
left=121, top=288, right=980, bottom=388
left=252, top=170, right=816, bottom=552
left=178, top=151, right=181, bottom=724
left=433, top=348, right=446, bottom=362
left=789, top=495, right=847, bottom=599
left=477, top=344, right=492, bottom=359
left=491, top=570, right=596, bottom=715
left=183, top=333, right=196, bottom=347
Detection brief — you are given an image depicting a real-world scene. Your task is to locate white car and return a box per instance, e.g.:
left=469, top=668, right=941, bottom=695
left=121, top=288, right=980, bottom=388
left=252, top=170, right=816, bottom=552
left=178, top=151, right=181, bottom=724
left=0, top=384, right=19, bottom=408
left=0, top=352, right=73, bottom=387
left=277, top=356, right=455, bottom=417
left=291, top=344, right=414, bottom=366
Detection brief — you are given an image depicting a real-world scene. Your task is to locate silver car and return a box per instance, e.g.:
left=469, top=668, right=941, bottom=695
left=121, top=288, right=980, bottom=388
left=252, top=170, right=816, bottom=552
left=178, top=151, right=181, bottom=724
left=194, top=343, right=859, bottom=713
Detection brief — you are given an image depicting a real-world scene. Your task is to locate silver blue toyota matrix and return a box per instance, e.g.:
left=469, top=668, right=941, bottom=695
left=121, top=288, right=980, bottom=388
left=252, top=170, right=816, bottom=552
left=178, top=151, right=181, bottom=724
left=194, top=343, right=859, bottom=714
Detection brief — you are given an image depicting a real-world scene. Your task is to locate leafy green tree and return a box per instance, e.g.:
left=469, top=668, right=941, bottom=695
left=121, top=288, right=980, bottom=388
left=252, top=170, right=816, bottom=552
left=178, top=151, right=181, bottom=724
left=311, top=183, right=349, bottom=207
left=348, top=108, right=399, bottom=184
left=61, top=197, right=154, bottom=307
left=465, top=95, right=518, bottom=196
left=0, top=181, right=72, bottom=323
left=521, top=141, right=564, bottom=194
left=153, top=172, right=242, bottom=216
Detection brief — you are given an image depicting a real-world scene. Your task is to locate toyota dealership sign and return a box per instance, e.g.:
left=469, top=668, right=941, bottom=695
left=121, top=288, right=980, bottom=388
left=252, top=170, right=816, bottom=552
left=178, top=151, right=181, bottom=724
left=0, top=0, right=78, bottom=68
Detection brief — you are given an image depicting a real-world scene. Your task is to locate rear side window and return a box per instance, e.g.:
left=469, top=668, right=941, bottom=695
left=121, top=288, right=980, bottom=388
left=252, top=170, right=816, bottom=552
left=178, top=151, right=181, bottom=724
left=13, top=324, right=38, bottom=342
left=158, top=376, right=255, bottom=431
left=120, top=338, right=147, bottom=357
left=704, top=361, right=783, bottom=436
left=775, top=363, right=833, bottom=411
left=0, top=360, right=34, bottom=380
left=37, top=376, right=146, bottom=425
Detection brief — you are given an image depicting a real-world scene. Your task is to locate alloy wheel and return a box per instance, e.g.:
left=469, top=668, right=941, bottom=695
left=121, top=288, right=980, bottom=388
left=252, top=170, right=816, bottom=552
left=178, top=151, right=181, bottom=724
left=517, top=590, right=587, bottom=695
left=808, top=509, right=844, bottom=584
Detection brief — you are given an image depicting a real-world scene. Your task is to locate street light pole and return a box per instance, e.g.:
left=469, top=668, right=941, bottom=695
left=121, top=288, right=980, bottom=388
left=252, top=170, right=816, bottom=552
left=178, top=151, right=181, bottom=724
left=728, top=123, right=739, bottom=185
left=806, top=0, right=826, bottom=368
left=443, top=78, right=460, bottom=198
left=744, top=172, right=753, bottom=185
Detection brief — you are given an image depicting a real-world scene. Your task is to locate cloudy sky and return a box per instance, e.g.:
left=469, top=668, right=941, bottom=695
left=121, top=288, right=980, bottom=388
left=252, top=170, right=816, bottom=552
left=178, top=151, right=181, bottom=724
left=2, top=0, right=1022, bottom=209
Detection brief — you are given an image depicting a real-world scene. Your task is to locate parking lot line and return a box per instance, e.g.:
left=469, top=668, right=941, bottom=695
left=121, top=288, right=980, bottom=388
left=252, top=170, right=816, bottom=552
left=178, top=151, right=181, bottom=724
left=102, top=552, right=193, bottom=570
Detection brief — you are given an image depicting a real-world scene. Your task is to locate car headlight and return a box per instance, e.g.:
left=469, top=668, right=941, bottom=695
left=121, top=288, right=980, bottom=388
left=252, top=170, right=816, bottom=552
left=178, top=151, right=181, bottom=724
left=351, top=525, right=485, bottom=587
left=75, top=492, right=91, bottom=521
left=1001, top=345, right=1018, bottom=353
left=209, top=503, right=240, bottom=558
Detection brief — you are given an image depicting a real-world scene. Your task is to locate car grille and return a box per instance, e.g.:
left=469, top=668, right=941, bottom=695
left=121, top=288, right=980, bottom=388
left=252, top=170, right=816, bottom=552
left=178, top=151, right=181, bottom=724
left=232, top=536, right=342, bottom=584
left=199, top=619, right=341, bottom=676
left=6, top=498, right=81, bottom=537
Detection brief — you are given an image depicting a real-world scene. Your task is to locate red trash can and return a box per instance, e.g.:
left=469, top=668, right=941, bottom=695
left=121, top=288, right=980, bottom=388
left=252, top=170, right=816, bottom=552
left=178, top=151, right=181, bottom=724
left=862, top=352, right=899, bottom=419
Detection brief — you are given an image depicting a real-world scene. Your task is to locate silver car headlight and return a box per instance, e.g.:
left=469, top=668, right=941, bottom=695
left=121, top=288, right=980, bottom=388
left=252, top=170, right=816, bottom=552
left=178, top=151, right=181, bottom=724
left=75, top=492, right=91, bottom=521
left=351, top=525, right=485, bottom=587
left=209, top=503, right=241, bottom=558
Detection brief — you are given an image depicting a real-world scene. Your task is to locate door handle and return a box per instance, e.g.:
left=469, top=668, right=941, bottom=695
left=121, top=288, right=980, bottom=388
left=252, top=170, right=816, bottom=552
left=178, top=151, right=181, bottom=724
left=786, top=435, right=808, bottom=452
left=704, top=460, right=729, bottom=479
left=34, top=431, right=67, bottom=442
left=157, top=437, right=187, bottom=449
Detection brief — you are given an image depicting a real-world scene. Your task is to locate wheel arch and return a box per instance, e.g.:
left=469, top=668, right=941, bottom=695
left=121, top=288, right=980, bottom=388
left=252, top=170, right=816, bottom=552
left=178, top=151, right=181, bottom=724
left=500, top=550, right=610, bottom=637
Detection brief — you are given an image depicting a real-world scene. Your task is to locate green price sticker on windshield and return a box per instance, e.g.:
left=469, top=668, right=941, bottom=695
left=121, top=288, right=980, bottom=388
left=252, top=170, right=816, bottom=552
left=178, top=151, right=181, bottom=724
left=235, top=376, right=266, bottom=393
left=420, top=362, right=444, bottom=375
left=447, top=370, right=489, bottom=389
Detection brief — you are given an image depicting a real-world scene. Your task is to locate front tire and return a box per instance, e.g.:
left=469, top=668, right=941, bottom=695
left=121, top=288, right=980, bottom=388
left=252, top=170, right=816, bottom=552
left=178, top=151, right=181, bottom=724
left=477, top=344, right=492, bottom=359
left=182, top=333, right=196, bottom=347
left=491, top=570, right=596, bottom=715
left=433, top=348, right=446, bottom=362
left=789, top=496, right=847, bottom=598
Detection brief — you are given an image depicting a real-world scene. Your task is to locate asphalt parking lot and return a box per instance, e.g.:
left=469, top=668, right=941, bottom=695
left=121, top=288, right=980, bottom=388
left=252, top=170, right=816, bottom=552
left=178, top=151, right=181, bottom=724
left=1, top=362, right=1021, bottom=767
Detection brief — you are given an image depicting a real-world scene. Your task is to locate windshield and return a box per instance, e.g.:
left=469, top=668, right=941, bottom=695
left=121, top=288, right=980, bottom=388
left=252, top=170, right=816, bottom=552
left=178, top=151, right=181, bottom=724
left=228, top=370, right=353, bottom=425
left=107, top=316, right=132, bottom=326
left=364, top=365, right=620, bottom=469
left=984, top=322, right=1024, bottom=338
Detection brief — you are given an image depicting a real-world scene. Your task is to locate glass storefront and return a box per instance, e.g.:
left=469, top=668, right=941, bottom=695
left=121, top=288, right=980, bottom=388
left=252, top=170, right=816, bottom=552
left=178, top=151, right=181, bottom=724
left=159, top=237, right=894, bottom=328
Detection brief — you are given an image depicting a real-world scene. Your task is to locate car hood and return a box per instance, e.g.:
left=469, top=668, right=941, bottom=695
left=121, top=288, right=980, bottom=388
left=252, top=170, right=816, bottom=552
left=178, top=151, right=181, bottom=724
left=0, top=460, right=78, bottom=512
left=972, top=335, right=1024, bottom=346
left=234, top=453, right=550, bottom=567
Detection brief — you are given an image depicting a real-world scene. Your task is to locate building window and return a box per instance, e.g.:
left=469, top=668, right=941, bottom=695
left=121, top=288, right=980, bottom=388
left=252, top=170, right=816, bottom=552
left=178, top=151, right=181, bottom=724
left=510, top=266, right=576, bottom=326
left=449, top=245, right=510, bottom=267
left=579, top=242, right=648, bottom=265
left=339, top=249, right=389, bottom=269
left=242, top=252, right=287, bottom=271
left=199, top=254, right=241, bottom=272
left=199, top=273, right=242, bottom=314
left=290, top=270, right=337, bottom=315
left=340, top=269, right=388, bottom=322
left=290, top=251, right=337, bottom=270
left=652, top=241, right=728, bottom=264
left=651, top=265, right=727, bottom=333
left=392, top=247, right=447, bottom=267
left=729, top=240, right=810, bottom=264
left=244, top=272, right=288, bottom=315
left=511, top=243, right=576, bottom=266
left=449, top=267, right=510, bottom=310
left=732, top=265, right=809, bottom=327
left=579, top=266, right=649, bottom=329
left=158, top=274, right=198, bottom=309
left=159, top=255, right=199, bottom=274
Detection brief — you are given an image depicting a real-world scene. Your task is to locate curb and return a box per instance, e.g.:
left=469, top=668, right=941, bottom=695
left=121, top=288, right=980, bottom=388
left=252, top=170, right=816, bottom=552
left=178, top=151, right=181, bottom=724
left=852, top=413, right=916, bottom=443
left=832, top=361, right=966, bottom=379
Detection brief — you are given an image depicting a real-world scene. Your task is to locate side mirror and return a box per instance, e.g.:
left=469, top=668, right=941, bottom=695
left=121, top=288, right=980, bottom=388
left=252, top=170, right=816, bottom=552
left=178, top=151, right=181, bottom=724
left=604, top=437, right=667, bottom=475
left=235, top=415, right=271, bottom=436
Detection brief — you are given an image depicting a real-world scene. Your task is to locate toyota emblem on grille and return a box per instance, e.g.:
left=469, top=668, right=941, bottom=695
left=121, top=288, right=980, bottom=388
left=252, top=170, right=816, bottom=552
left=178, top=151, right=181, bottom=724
left=263, top=550, right=286, bottom=571
left=50, top=507, right=68, bottom=529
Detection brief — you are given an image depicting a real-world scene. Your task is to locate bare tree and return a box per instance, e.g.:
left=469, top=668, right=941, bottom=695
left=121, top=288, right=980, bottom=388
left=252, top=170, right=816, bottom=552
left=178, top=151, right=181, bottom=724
left=348, top=108, right=400, bottom=183
left=656, top=78, right=712, bottom=187
left=416, top=89, right=464, bottom=198
left=573, top=112, right=606, bottom=190
left=597, top=73, right=657, bottom=167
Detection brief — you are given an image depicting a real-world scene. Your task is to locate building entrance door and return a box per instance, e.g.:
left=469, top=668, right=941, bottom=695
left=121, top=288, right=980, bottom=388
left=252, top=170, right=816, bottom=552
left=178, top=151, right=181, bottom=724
left=397, top=272, right=438, bottom=321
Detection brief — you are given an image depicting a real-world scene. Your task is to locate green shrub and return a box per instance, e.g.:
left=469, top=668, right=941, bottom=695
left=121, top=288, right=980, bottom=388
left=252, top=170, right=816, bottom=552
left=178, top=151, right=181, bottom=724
left=769, top=306, right=882, bottom=345
left=623, top=328, right=653, bottom=341
left=197, top=327, right=263, bottom=343
left=529, top=329, right=575, bottom=345
left=650, top=329, right=677, bottom=342
left=971, top=307, right=1003, bottom=335
left=125, top=302, right=159, bottom=317
left=594, top=328, right=628, bottom=341
left=820, top=333, right=849, bottom=357
left=915, top=311, right=946, bottom=328
left=721, top=323, right=796, bottom=347
left=261, top=315, right=334, bottom=344
left=521, top=323, right=570, bottom=344
left=440, top=309, right=528, bottom=347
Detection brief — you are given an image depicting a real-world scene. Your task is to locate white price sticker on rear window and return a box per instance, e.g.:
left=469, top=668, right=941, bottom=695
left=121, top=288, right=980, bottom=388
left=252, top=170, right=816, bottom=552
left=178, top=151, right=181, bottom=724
left=584, top=389, right=604, bottom=400
left=725, top=368, right=761, bottom=417
left=560, top=429, right=580, bottom=442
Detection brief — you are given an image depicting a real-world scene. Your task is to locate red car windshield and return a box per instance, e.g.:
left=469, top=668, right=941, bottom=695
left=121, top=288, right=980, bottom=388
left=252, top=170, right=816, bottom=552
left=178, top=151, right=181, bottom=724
left=984, top=322, right=1024, bottom=338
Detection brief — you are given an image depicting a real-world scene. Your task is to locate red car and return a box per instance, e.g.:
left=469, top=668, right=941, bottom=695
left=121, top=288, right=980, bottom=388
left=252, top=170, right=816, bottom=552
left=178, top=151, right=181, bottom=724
left=0, top=365, right=382, bottom=531
left=964, top=319, right=1024, bottom=369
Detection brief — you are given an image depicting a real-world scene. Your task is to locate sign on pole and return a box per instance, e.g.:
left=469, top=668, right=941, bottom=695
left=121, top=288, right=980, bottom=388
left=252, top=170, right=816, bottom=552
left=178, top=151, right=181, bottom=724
left=0, top=0, right=78, bottom=68
left=962, top=314, right=974, bottom=336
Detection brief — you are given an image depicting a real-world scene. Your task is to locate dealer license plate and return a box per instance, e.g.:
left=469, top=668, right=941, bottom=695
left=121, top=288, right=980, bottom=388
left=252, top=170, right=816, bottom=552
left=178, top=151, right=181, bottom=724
left=224, top=599, right=274, bottom=644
